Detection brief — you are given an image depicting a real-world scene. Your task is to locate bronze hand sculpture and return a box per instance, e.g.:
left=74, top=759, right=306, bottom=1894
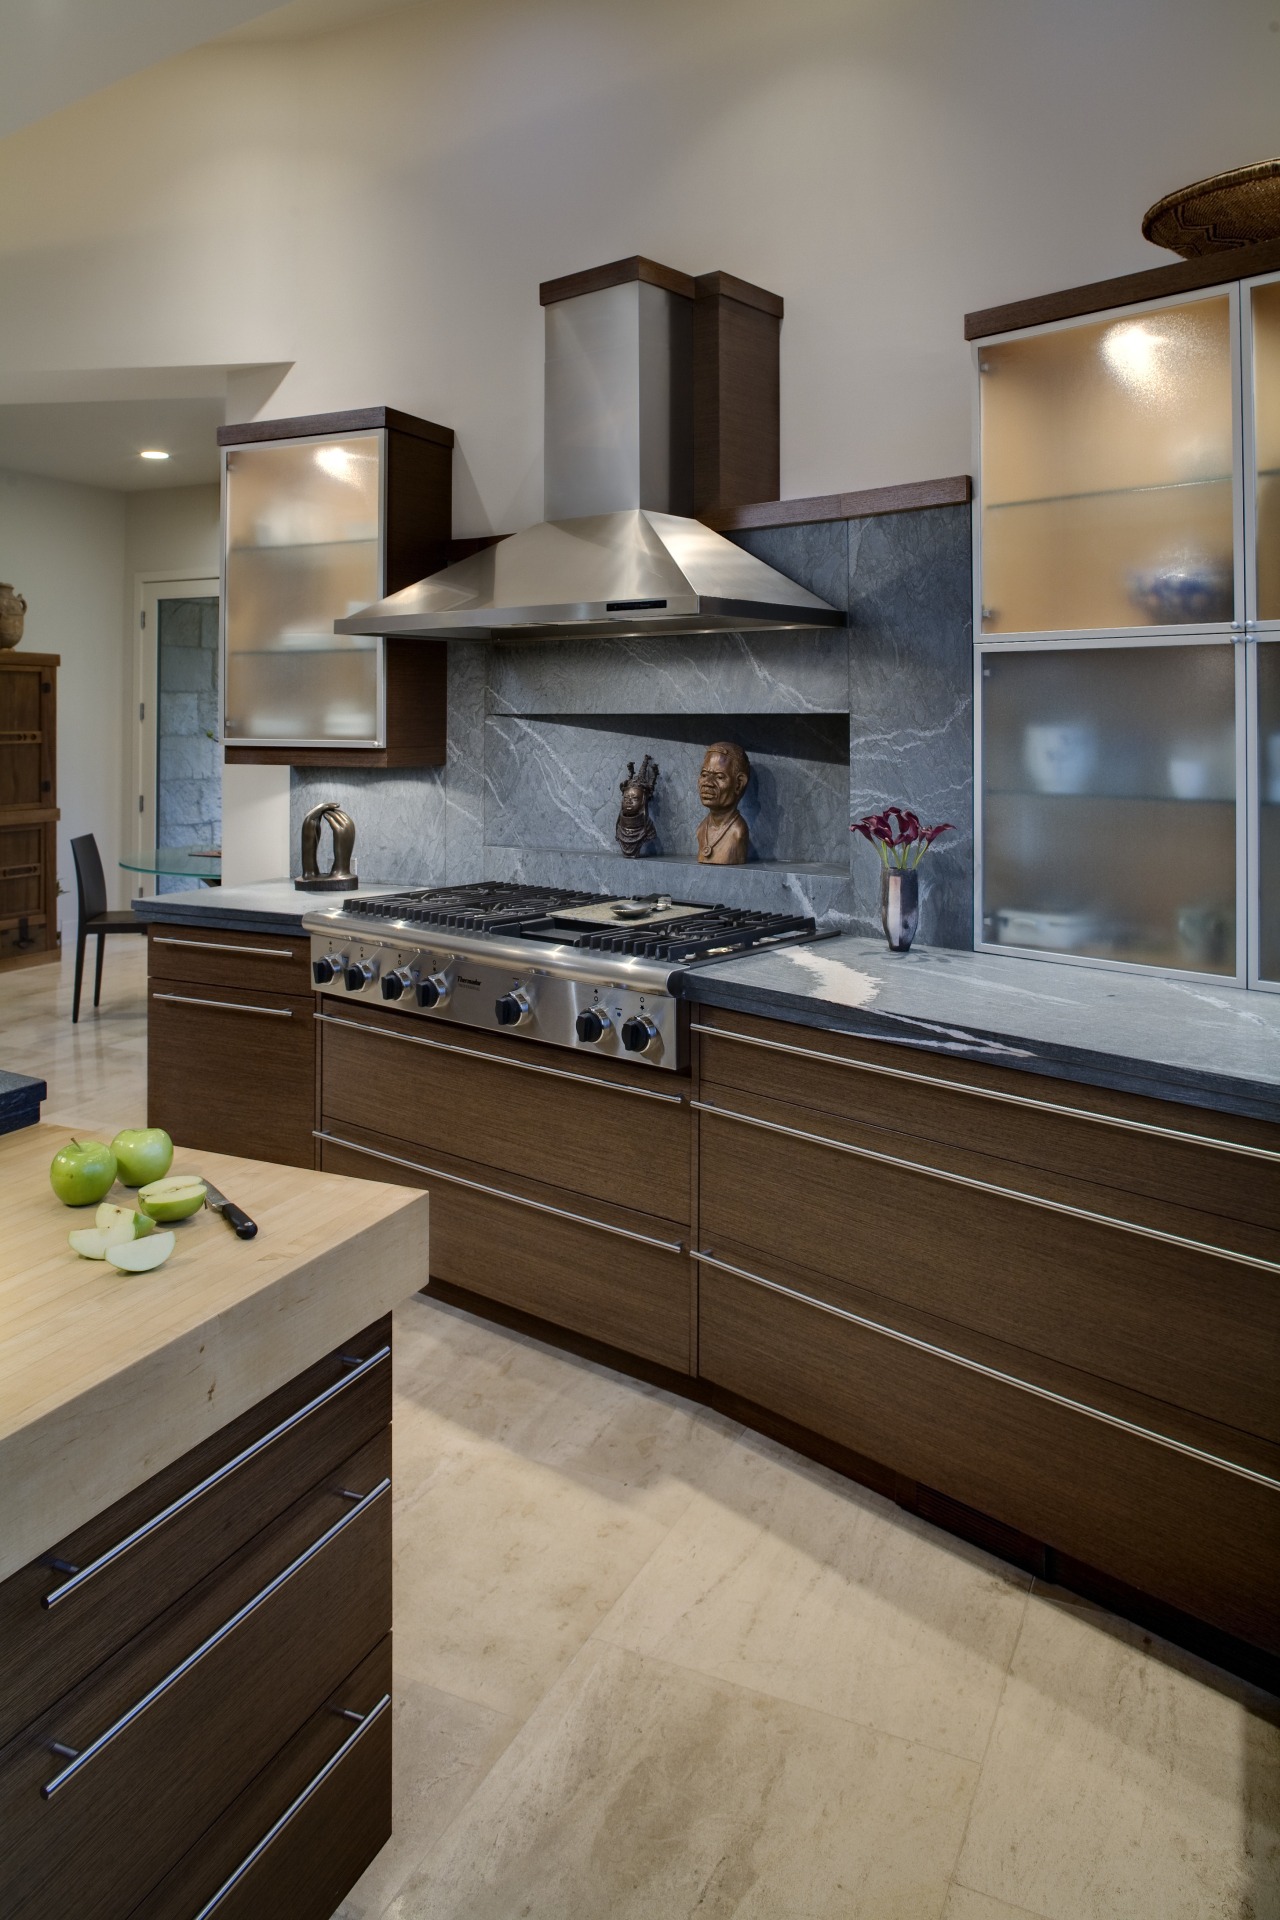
left=615, top=755, right=659, bottom=858
left=696, top=742, right=751, bottom=865
left=297, top=801, right=357, bottom=892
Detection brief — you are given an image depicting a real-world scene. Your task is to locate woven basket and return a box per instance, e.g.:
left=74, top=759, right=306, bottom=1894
left=1142, top=159, right=1280, bottom=257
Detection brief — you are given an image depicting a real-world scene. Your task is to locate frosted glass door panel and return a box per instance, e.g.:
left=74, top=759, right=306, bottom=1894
left=1259, top=643, right=1280, bottom=980
left=224, top=433, right=382, bottom=745
left=980, top=296, right=1235, bottom=635
left=1251, top=280, right=1280, bottom=622
left=981, top=645, right=1236, bottom=973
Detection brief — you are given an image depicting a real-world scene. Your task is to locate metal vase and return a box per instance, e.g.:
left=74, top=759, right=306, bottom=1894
left=879, top=866, right=919, bottom=952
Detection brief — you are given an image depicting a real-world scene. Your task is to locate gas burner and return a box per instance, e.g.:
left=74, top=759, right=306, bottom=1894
left=343, top=882, right=601, bottom=935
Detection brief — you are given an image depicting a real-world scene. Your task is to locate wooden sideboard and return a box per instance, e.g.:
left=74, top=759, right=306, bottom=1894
left=0, top=652, right=59, bottom=972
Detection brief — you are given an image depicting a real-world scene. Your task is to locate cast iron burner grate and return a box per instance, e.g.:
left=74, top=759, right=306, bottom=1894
left=342, top=882, right=602, bottom=934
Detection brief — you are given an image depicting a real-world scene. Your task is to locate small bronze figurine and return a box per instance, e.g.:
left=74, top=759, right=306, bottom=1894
left=296, top=800, right=357, bottom=892
left=615, top=755, right=660, bottom=857
left=696, top=741, right=751, bottom=865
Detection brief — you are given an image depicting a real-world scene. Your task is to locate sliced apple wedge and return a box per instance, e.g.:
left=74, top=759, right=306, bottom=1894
left=69, top=1227, right=112, bottom=1259
left=106, top=1231, right=176, bottom=1274
left=137, top=1177, right=207, bottom=1223
left=95, top=1203, right=156, bottom=1239
left=70, top=1208, right=157, bottom=1258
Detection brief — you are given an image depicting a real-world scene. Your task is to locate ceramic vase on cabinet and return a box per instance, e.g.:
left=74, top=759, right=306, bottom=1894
left=0, top=585, right=27, bottom=649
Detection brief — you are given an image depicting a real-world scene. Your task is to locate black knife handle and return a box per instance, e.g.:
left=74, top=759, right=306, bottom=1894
left=221, top=1202, right=258, bottom=1240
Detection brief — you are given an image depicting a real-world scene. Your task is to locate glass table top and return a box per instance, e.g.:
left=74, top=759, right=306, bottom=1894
left=119, top=847, right=222, bottom=882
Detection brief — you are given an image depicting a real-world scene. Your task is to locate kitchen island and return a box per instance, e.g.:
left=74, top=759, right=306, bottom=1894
left=0, top=1121, right=429, bottom=1919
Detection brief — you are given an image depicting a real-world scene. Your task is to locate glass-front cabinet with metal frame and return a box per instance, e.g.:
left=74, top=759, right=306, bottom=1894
left=971, top=263, right=1280, bottom=987
left=219, top=407, right=453, bottom=768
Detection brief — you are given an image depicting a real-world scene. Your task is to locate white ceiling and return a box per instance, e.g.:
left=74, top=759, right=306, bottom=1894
left=0, top=398, right=225, bottom=491
left=0, top=0, right=415, bottom=141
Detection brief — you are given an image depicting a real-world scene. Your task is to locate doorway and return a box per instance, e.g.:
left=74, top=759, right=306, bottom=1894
left=132, top=575, right=220, bottom=897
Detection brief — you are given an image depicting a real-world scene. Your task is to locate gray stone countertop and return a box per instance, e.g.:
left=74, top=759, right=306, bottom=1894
left=687, top=937, right=1280, bottom=1124
left=132, top=881, right=399, bottom=938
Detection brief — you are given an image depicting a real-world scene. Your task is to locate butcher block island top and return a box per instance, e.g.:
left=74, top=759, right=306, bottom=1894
left=0, top=1121, right=429, bottom=1584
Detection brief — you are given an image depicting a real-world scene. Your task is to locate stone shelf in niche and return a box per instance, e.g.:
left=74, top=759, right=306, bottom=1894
left=494, top=848, right=849, bottom=879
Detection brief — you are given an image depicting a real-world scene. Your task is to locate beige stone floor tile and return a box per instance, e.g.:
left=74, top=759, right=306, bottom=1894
left=596, top=1426, right=1030, bottom=1762
left=0, top=942, right=147, bottom=1133
left=390, top=1439, right=673, bottom=1721
left=387, top=1639, right=978, bottom=1920
left=334, top=1676, right=519, bottom=1920
left=940, top=1888, right=1048, bottom=1919
left=392, top=1291, right=741, bottom=1524
left=953, top=1588, right=1280, bottom=1920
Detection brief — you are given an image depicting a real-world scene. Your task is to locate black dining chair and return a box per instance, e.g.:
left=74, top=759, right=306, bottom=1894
left=71, top=834, right=145, bottom=1023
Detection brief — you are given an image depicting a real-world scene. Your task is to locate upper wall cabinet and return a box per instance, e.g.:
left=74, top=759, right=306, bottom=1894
left=976, top=288, right=1241, bottom=640
left=219, top=407, right=453, bottom=768
left=968, top=248, right=1280, bottom=988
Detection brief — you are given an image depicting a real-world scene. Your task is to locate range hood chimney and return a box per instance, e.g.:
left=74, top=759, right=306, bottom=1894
left=335, top=258, right=843, bottom=643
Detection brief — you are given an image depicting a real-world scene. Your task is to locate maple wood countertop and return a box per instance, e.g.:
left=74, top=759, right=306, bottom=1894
left=0, top=1122, right=429, bottom=1584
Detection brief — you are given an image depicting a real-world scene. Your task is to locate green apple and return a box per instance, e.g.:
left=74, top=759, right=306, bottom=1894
left=71, top=1207, right=157, bottom=1259
left=138, top=1176, right=207, bottom=1222
left=107, top=1231, right=176, bottom=1274
left=110, top=1128, right=174, bottom=1189
left=49, top=1138, right=117, bottom=1207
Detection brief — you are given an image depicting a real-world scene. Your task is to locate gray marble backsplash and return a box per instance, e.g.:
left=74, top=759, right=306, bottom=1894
left=291, top=502, right=974, bottom=946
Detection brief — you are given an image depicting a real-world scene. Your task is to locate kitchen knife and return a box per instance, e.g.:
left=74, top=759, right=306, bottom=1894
left=202, top=1179, right=258, bottom=1239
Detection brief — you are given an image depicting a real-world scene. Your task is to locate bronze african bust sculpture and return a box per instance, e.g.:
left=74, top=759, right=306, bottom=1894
left=696, top=741, right=751, bottom=865
left=615, top=754, right=659, bottom=858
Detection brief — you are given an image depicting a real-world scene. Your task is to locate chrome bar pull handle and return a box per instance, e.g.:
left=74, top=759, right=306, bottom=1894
left=152, top=993, right=294, bottom=1019
left=191, top=1692, right=391, bottom=1918
left=314, top=1129, right=685, bottom=1255
left=42, top=1480, right=389, bottom=1800
left=43, top=1347, right=390, bottom=1609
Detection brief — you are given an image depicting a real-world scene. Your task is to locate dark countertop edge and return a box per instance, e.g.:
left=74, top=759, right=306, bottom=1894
left=0, top=1071, right=47, bottom=1135
left=133, top=902, right=314, bottom=937
left=685, top=977, right=1280, bottom=1126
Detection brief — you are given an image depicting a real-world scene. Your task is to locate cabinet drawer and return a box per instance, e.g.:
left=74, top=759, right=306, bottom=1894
left=697, top=1090, right=1280, bottom=1444
left=697, top=1252, right=1280, bottom=1651
left=128, top=1637, right=391, bottom=1920
left=148, top=982, right=316, bottom=1167
left=0, top=1430, right=390, bottom=1920
left=320, top=1120, right=693, bottom=1373
left=695, top=1010, right=1280, bottom=1237
left=319, top=1005, right=690, bottom=1220
left=0, top=1320, right=390, bottom=1750
left=148, top=926, right=313, bottom=996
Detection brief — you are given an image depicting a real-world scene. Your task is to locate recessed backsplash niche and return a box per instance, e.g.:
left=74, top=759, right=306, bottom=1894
left=291, top=503, right=975, bottom=945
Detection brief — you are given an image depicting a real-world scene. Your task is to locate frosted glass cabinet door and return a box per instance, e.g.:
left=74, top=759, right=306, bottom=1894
left=979, top=294, right=1237, bottom=636
left=981, top=644, right=1237, bottom=974
left=1258, top=643, right=1280, bottom=981
left=1251, top=278, right=1280, bottom=625
left=223, top=433, right=383, bottom=746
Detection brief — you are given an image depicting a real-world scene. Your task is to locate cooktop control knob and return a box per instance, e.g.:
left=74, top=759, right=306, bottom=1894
left=344, top=958, right=380, bottom=993
left=312, top=951, right=347, bottom=986
left=381, top=967, right=417, bottom=1002
left=416, top=971, right=452, bottom=1010
left=575, top=1007, right=610, bottom=1043
left=495, top=987, right=533, bottom=1027
left=621, top=1014, right=659, bottom=1054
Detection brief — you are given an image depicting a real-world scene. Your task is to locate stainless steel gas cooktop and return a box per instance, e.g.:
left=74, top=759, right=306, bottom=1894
left=303, top=882, right=817, bottom=1071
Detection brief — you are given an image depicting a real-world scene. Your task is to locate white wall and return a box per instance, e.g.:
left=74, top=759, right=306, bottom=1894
left=0, top=0, right=1276, bottom=535
left=0, top=468, right=128, bottom=918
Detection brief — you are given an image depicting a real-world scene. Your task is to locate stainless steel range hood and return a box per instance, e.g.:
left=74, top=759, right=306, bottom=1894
left=335, top=272, right=843, bottom=644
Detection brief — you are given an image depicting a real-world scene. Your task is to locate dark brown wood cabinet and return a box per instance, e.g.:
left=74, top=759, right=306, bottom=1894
left=316, top=1005, right=696, bottom=1373
left=0, top=1318, right=393, bottom=1919
left=0, top=652, right=59, bottom=971
left=146, top=926, right=317, bottom=1167
left=691, top=1006, right=1280, bottom=1663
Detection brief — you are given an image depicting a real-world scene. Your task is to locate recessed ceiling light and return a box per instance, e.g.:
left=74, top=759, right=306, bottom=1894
left=139, top=449, right=170, bottom=460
